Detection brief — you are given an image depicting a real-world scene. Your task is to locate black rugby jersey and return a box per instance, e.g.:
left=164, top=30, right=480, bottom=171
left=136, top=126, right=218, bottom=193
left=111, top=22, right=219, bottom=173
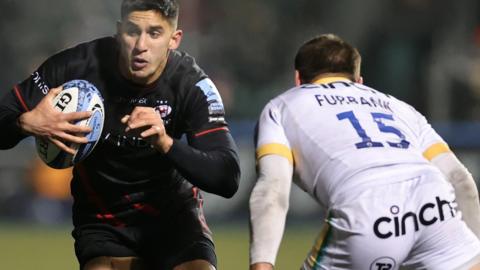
left=0, top=37, right=240, bottom=226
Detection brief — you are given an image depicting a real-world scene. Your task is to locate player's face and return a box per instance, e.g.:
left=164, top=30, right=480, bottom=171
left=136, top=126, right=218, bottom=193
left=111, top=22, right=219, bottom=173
left=117, top=10, right=182, bottom=85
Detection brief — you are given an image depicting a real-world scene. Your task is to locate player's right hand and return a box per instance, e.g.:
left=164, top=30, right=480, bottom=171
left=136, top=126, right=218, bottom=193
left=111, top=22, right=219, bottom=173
left=17, top=86, right=93, bottom=154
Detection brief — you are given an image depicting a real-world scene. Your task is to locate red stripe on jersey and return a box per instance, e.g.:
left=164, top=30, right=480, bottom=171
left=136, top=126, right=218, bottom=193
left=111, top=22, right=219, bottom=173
left=124, top=194, right=161, bottom=216
left=96, top=213, right=117, bottom=220
left=134, top=203, right=161, bottom=216
left=77, top=164, right=125, bottom=227
left=194, top=127, right=229, bottom=137
left=13, top=85, right=30, bottom=112
left=192, top=186, right=198, bottom=199
left=192, top=187, right=211, bottom=233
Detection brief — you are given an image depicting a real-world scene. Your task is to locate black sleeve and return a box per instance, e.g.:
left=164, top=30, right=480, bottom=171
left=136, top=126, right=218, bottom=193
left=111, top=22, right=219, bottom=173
left=0, top=89, right=27, bottom=149
left=166, top=129, right=240, bottom=198
left=0, top=41, right=91, bottom=149
left=166, top=64, right=241, bottom=197
left=0, top=55, right=65, bottom=149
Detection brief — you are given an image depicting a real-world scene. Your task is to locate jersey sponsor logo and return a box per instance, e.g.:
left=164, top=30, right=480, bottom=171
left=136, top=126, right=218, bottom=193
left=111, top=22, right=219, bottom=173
left=103, top=133, right=152, bottom=149
left=209, top=116, right=225, bottom=122
left=195, top=78, right=225, bottom=120
left=32, top=71, right=50, bottom=95
left=112, top=96, right=148, bottom=105
left=135, top=97, right=148, bottom=105
left=113, top=97, right=174, bottom=126
left=373, top=197, right=456, bottom=239
left=311, top=81, right=392, bottom=97
left=370, top=257, right=396, bottom=270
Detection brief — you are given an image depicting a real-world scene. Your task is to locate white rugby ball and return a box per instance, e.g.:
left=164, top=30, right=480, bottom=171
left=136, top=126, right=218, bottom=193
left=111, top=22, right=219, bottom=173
left=35, top=80, right=105, bottom=169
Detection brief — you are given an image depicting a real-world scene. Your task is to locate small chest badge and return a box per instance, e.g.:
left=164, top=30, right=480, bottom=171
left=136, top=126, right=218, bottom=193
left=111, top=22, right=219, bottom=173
left=155, top=104, right=172, bottom=119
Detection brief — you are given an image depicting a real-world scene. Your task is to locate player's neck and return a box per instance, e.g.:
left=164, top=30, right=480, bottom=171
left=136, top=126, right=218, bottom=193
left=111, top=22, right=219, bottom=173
left=312, top=73, right=352, bottom=85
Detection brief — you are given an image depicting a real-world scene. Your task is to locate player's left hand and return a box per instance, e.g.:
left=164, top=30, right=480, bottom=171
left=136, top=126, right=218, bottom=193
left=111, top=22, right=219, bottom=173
left=121, top=106, right=173, bottom=153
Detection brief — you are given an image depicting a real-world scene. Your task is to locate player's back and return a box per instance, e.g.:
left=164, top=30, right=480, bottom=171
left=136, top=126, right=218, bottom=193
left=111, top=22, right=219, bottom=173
left=257, top=78, right=443, bottom=207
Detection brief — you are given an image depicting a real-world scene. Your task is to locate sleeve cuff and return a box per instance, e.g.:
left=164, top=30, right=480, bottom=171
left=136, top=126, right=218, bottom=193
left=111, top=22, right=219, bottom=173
left=165, top=139, right=188, bottom=161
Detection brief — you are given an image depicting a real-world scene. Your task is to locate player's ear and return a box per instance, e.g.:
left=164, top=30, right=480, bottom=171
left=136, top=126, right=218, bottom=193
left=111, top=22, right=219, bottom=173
left=356, top=76, right=364, bottom=84
left=169, top=30, right=183, bottom=50
left=115, top=21, right=122, bottom=40
left=295, top=70, right=302, bottom=86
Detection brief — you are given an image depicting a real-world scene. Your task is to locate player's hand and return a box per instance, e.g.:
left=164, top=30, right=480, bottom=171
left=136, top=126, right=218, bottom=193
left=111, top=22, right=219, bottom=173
left=121, top=106, right=173, bottom=153
left=250, top=263, right=274, bottom=270
left=17, top=86, right=92, bottom=154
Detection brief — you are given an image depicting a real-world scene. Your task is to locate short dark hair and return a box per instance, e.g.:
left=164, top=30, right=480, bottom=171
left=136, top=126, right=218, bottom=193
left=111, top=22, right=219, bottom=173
left=294, top=34, right=361, bottom=83
left=121, top=0, right=179, bottom=25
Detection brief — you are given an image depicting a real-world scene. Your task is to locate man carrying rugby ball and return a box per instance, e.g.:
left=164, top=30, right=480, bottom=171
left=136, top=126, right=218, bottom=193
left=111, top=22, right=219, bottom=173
left=0, top=1, right=240, bottom=269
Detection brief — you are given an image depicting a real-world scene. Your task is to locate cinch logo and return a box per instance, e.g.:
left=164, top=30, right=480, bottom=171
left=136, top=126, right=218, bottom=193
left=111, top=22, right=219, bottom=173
left=373, top=196, right=456, bottom=239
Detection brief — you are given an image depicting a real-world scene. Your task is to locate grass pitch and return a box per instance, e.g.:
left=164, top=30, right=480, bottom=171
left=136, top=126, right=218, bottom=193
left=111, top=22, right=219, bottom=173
left=0, top=223, right=318, bottom=269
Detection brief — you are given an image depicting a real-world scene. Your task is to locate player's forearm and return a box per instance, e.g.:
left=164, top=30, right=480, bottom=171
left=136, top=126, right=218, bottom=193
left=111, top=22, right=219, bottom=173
left=165, top=131, right=240, bottom=198
left=0, top=110, right=26, bottom=149
left=452, top=171, right=480, bottom=238
left=249, top=182, right=288, bottom=266
left=431, top=153, right=480, bottom=238
left=249, top=155, right=292, bottom=266
left=0, top=90, right=29, bottom=149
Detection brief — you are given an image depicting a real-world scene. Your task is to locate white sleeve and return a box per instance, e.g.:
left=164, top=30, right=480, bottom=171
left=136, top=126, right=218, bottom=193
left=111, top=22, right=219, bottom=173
left=404, top=106, right=449, bottom=158
left=249, top=154, right=293, bottom=266
left=255, top=100, right=293, bottom=163
left=415, top=112, right=446, bottom=152
left=431, top=152, right=480, bottom=238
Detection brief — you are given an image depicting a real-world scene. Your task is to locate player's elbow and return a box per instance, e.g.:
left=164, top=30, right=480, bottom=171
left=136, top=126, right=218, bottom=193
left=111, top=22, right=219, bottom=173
left=201, top=155, right=240, bottom=198
left=218, top=165, right=241, bottom=198
left=222, top=151, right=241, bottom=198
left=450, top=168, right=480, bottom=200
left=220, top=182, right=238, bottom=198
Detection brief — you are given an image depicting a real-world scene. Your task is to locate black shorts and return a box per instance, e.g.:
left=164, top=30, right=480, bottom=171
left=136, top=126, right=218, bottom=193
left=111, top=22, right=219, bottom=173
left=72, top=194, right=216, bottom=269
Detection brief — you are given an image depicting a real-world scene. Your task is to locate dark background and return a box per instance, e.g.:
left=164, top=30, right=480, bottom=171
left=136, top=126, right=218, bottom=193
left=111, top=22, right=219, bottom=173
left=0, top=0, right=479, bottom=224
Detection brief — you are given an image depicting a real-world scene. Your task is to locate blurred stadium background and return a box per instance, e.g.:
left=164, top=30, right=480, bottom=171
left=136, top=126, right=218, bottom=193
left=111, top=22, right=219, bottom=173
left=0, top=0, right=479, bottom=269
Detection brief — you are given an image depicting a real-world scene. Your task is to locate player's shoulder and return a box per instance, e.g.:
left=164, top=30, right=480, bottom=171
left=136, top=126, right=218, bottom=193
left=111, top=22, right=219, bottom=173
left=42, top=37, right=115, bottom=72
left=360, top=83, right=425, bottom=121
left=164, top=50, right=207, bottom=88
left=49, top=37, right=113, bottom=61
left=370, top=84, right=420, bottom=115
left=264, top=85, right=305, bottom=110
left=258, top=86, right=300, bottom=122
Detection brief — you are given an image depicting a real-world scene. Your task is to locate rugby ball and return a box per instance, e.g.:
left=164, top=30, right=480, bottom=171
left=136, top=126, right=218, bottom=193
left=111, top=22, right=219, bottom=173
left=35, top=80, right=104, bottom=169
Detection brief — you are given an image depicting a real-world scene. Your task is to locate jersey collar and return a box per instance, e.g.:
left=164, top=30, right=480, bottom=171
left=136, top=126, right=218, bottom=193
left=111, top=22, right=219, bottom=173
left=312, top=77, right=352, bottom=85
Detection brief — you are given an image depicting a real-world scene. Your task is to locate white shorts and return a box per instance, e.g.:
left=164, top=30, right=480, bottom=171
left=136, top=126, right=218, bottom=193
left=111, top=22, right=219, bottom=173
left=302, top=169, right=480, bottom=270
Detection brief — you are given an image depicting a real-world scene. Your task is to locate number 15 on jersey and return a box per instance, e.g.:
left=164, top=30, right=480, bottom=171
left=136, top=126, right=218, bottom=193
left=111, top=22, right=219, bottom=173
left=337, top=110, right=410, bottom=149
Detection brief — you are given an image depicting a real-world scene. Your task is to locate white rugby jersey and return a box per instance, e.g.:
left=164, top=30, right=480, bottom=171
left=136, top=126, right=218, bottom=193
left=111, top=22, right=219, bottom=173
left=255, top=77, right=450, bottom=208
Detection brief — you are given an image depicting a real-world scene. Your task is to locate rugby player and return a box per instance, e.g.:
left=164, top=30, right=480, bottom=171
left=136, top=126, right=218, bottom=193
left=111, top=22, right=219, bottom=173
left=249, top=34, right=480, bottom=270
left=0, top=0, right=240, bottom=269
